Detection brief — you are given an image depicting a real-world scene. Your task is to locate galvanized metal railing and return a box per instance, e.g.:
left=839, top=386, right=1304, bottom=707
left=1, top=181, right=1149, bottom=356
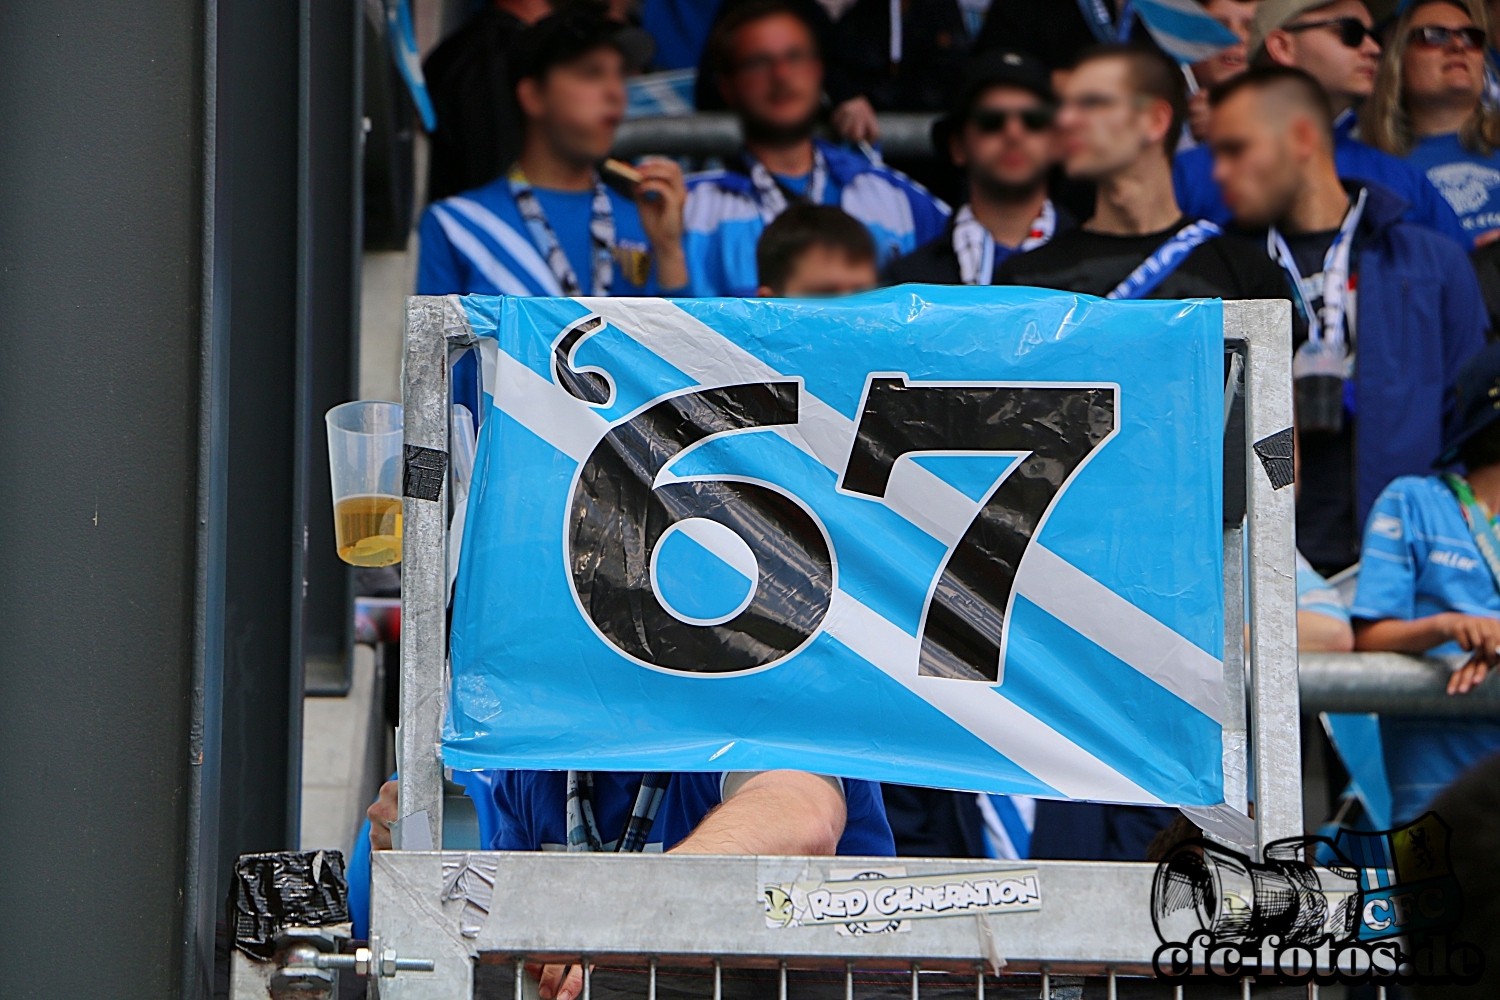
left=369, top=298, right=1300, bottom=999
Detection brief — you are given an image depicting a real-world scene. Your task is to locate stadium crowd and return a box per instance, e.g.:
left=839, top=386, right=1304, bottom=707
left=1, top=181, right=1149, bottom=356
left=358, top=0, right=1500, bottom=977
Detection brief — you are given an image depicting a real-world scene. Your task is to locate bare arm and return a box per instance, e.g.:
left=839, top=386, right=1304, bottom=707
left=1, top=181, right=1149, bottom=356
left=668, top=770, right=846, bottom=856
left=538, top=771, right=848, bottom=1000
left=1355, top=613, right=1500, bottom=694
left=1297, top=610, right=1354, bottom=653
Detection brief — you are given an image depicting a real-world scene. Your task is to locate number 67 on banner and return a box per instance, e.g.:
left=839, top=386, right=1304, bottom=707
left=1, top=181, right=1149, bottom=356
left=564, top=372, right=1117, bottom=683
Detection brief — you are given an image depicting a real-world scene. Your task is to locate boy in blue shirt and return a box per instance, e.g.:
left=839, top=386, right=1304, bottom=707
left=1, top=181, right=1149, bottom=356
left=1351, top=340, right=1500, bottom=823
left=417, top=6, right=689, bottom=300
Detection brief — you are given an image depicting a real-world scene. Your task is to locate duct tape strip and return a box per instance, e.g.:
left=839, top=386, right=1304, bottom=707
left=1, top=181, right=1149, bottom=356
left=442, top=853, right=500, bottom=938
left=1252, top=427, right=1294, bottom=490
left=229, top=850, right=350, bottom=959
left=404, top=445, right=448, bottom=501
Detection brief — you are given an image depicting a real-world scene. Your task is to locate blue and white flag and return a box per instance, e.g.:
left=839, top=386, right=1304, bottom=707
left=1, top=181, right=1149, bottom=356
left=444, top=288, right=1226, bottom=807
left=626, top=68, right=697, bottom=119
left=1134, top=0, right=1240, bottom=64
left=386, top=0, right=436, bottom=131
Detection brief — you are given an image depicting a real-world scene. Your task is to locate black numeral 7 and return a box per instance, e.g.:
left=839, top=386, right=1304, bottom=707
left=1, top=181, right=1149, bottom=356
left=839, top=377, right=1117, bottom=682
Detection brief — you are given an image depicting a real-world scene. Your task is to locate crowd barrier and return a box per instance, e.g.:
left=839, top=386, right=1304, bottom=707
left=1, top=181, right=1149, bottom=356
left=612, top=113, right=942, bottom=161
left=352, top=296, right=1302, bottom=1000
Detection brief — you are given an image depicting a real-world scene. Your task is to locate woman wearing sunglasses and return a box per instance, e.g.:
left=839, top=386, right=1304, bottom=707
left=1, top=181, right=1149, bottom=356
left=1364, top=0, right=1500, bottom=246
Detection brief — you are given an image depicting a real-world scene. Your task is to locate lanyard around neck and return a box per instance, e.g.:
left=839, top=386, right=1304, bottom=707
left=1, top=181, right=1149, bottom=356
left=508, top=167, right=616, bottom=297
left=566, top=771, right=670, bottom=852
left=1267, top=187, right=1367, bottom=348
left=745, top=147, right=829, bottom=223
left=1444, top=474, right=1500, bottom=594
left=952, top=200, right=1057, bottom=286
left=1105, top=219, right=1222, bottom=300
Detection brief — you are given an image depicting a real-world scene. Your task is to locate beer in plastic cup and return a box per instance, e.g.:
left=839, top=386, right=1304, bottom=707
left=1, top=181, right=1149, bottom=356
left=326, top=400, right=404, bottom=567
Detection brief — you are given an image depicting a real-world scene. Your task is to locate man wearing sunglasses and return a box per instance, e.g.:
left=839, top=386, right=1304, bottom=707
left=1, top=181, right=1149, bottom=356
left=882, top=51, right=1074, bottom=287
left=680, top=0, right=949, bottom=297
left=1172, top=0, right=1471, bottom=247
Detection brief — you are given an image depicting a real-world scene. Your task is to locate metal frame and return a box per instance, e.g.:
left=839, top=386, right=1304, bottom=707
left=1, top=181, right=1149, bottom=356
left=379, top=297, right=1299, bottom=998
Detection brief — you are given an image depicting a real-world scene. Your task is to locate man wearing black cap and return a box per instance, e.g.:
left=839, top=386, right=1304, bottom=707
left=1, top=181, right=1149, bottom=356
left=883, top=50, right=1074, bottom=287
left=417, top=4, right=689, bottom=300
left=1350, top=340, right=1500, bottom=825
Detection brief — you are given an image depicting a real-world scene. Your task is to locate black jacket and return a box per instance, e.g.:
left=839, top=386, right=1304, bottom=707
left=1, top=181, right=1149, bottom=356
left=423, top=7, right=527, bottom=202
left=880, top=203, right=1079, bottom=286
left=825, top=0, right=970, bottom=113
left=881, top=784, right=987, bottom=858
left=972, top=0, right=1152, bottom=72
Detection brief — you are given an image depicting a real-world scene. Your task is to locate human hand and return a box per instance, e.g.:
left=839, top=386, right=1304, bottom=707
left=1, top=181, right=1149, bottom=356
left=368, top=779, right=399, bottom=850
left=1449, top=657, right=1491, bottom=695
left=634, top=157, right=686, bottom=249
left=1475, top=228, right=1500, bottom=248
left=634, top=157, right=688, bottom=289
left=535, top=962, right=586, bottom=1000
left=831, top=96, right=880, bottom=144
left=1436, top=613, right=1500, bottom=693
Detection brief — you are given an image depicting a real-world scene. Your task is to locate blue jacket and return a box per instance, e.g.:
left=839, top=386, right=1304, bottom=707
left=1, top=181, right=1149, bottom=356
left=1174, top=127, right=1470, bottom=248
left=683, top=138, right=949, bottom=297
left=1337, top=183, right=1488, bottom=528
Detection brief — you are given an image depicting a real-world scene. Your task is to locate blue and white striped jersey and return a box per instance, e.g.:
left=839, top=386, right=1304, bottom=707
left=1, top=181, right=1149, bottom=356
left=683, top=139, right=950, bottom=298
left=417, top=174, right=680, bottom=297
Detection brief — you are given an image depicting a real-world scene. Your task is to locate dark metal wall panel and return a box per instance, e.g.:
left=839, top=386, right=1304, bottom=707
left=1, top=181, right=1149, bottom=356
left=0, top=1, right=205, bottom=997
left=215, top=0, right=303, bottom=896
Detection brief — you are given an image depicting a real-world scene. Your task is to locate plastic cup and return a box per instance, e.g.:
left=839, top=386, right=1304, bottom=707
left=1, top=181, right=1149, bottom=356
left=326, top=400, right=404, bottom=567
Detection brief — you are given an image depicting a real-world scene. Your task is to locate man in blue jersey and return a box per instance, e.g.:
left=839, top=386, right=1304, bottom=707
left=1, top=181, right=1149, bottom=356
left=682, top=0, right=949, bottom=297
left=417, top=5, right=690, bottom=300
left=1351, top=341, right=1500, bottom=824
left=1173, top=0, right=1470, bottom=246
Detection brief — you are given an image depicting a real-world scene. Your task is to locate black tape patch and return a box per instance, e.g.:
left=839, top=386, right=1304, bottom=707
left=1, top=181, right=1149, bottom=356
left=404, top=445, right=448, bottom=501
left=1253, top=427, right=1295, bottom=490
left=229, top=850, right=348, bottom=959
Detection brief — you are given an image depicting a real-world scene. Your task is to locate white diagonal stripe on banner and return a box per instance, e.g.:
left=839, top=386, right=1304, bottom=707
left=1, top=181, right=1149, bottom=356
left=495, top=351, right=608, bottom=463
left=580, top=297, right=976, bottom=546
left=1015, top=544, right=1224, bottom=723
left=823, top=589, right=1161, bottom=804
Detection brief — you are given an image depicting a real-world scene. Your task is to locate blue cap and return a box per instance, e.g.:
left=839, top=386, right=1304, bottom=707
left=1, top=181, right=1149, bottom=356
left=1438, top=340, right=1500, bottom=466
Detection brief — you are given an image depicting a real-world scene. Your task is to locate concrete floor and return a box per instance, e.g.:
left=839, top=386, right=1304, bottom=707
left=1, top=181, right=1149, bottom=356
left=299, top=643, right=387, bottom=853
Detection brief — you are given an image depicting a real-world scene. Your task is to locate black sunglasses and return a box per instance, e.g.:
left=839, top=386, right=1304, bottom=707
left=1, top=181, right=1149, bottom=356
left=1284, top=16, right=1375, bottom=48
left=969, top=107, right=1055, bottom=134
left=1408, top=24, right=1487, bottom=51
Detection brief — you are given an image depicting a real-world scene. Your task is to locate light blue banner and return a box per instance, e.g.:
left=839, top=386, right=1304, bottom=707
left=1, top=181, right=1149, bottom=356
left=444, top=287, right=1225, bottom=806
